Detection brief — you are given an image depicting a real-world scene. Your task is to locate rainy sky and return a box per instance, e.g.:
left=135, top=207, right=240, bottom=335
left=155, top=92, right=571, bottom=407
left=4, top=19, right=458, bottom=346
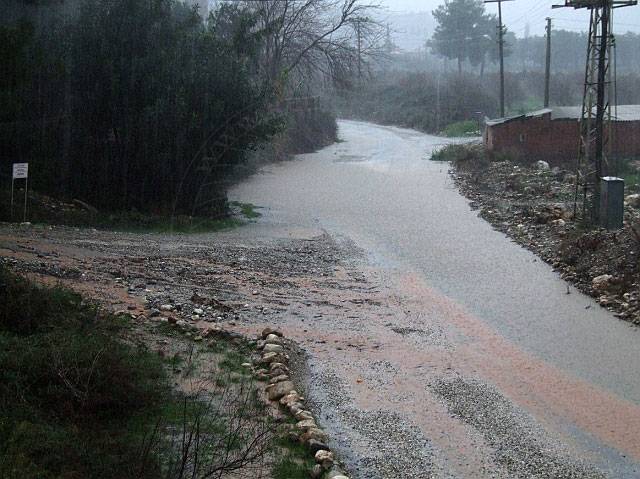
left=380, top=0, right=640, bottom=36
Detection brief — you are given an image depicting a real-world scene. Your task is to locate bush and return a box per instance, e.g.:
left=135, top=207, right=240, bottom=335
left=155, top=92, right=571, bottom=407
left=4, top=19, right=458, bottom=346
left=431, top=143, right=488, bottom=170
left=0, top=265, right=168, bottom=479
left=336, top=72, right=497, bottom=134
left=442, top=120, right=481, bottom=137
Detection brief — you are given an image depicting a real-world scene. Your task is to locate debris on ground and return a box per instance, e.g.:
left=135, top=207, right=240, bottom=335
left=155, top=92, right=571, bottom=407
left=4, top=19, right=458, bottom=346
left=451, top=158, right=640, bottom=325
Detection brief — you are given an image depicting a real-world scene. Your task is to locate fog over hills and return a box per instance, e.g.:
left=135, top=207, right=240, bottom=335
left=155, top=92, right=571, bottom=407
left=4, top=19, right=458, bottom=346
left=379, top=0, right=640, bottom=52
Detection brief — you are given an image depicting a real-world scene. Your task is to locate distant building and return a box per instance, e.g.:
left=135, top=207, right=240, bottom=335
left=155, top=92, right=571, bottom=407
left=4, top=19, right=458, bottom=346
left=484, top=106, right=640, bottom=164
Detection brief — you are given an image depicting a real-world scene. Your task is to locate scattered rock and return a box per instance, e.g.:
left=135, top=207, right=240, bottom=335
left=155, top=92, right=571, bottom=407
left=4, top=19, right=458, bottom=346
left=535, top=160, right=550, bottom=171
left=592, top=274, right=614, bottom=292
left=263, top=343, right=284, bottom=354
left=261, top=327, right=283, bottom=339
left=314, top=450, right=334, bottom=470
left=267, top=380, right=295, bottom=401
left=625, top=193, right=640, bottom=208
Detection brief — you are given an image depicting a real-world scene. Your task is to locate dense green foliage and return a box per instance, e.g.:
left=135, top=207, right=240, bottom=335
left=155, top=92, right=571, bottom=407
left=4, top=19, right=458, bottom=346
left=2, top=0, right=282, bottom=217
left=0, top=264, right=169, bottom=478
left=431, top=0, right=497, bottom=75
left=442, top=120, right=481, bottom=137
left=337, top=72, right=496, bottom=133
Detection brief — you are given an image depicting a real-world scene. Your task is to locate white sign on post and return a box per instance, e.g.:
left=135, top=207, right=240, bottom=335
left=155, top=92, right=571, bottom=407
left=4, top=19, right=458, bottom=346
left=10, top=162, right=29, bottom=222
left=13, top=163, right=28, bottom=179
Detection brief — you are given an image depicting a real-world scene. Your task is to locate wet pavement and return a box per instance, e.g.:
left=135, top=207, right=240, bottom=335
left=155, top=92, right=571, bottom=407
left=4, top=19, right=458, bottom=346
left=230, top=120, right=640, bottom=478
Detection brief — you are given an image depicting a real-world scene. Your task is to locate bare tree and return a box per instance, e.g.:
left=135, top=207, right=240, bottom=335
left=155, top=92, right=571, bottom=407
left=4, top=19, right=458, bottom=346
left=244, top=0, right=385, bottom=92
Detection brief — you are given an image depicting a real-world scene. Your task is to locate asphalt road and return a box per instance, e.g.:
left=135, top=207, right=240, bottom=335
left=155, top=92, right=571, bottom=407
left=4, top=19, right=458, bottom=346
left=230, top=120, right=640, bottom=478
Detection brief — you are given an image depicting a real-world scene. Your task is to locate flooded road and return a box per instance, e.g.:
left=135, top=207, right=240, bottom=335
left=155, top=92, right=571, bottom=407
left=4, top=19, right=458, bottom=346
left=230, top=120, right=640, bottom=478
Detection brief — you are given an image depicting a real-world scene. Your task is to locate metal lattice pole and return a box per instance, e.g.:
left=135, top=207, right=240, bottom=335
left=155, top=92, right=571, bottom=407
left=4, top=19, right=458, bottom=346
left=558, top=0, right=636, bottom=223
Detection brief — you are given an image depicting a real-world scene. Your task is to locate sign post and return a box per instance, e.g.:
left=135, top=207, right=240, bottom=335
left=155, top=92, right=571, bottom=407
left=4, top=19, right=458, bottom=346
left=11, top=163, right=29, bottom=222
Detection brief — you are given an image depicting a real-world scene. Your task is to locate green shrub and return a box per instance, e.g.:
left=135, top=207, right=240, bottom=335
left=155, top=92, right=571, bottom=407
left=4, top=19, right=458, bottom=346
left=442, top=120, right=481, bottom=137
left=0, top=265, right=168, bottom=479
left=431, top=143, right=487, bottom=169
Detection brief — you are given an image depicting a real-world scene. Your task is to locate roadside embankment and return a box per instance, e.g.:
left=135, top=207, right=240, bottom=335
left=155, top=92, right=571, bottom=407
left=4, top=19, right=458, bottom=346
left=435, top=143, right=640, bottom=326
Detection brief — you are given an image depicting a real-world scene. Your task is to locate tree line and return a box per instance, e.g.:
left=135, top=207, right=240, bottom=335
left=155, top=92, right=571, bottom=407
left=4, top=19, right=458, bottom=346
left=428, top=0, right=640, bottom=76
left=1, top=0, right=381, bottom=218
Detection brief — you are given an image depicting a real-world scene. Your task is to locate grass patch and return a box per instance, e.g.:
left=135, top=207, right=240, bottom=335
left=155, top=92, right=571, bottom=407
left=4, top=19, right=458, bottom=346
left=0, top=265, right=278, bottom=478
left=272, top=435, right=315, bottom=479
left=0, top=264, right=169, bottom=479
left=0, top=188, right=244, bottom=234
left=431, top=143, right=489, bottom=171
left=230, top=201, right=262, bottom=219
left=441, top=120, right=481, bottom=138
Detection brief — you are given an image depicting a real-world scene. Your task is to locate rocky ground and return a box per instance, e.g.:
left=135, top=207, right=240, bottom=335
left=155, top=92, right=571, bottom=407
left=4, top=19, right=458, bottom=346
left=0, top=222, right=369, bottom=478
left=450, top=158, right=640, bottom=326
left=0, top=216, right=624, bottom=478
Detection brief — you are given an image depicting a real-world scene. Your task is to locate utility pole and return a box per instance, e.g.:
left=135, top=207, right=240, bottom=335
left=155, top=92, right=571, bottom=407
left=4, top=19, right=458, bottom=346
left=485, top=0, right=515, bottom=118
left=356, top=18, right=362, bottom=81
left=544, top=17, right=552, bottom=108
left=593, top=4, right=610, bottom=221
left=554, top=0, right=636, bottom=224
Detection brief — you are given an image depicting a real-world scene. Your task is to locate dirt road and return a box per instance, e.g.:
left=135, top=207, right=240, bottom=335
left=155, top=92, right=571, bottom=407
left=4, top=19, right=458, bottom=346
left=1, top=120, right=639, bottom=478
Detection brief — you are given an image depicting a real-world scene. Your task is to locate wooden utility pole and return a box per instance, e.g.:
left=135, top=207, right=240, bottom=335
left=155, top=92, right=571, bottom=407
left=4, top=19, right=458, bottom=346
left=485, top=0, right=515, bottom=118
left=544, top=17, right=552, bottom=108
left=356, top=18, right=362, bottom=80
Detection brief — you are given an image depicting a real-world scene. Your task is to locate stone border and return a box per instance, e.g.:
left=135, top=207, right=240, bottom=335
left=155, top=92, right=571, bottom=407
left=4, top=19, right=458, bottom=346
left=253, top=327, right=351, bottom=479
left=141, top=312, right=351, bottom=479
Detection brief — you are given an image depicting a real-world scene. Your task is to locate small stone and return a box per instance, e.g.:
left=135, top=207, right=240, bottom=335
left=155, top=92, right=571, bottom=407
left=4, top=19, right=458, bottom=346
left=269, top=374, right=290, bottom=384
left=267, top=380, right=295, bottom=400
left=536, top=160, right=550, bottom=170
left=280, top=392, right=301, bottom=406
left=625, top=193, right=640, bottom=208
left=260, top=352, right=287, bottom=365
left=193, top=308, right=204, bottom=315
left=295, top=410, right=314, bottom=421
left=592, top=274, right=614, bottom=292
left=307, top=438, right=330, bottom=454
left=261, top=327, right=283, bottom=339
left=160, top=304, right=174, bottom=311
left=296, top=419, right=317, bottom=430
left=265, top=333, right=282, bottom=344
left=301, top=428, right=328, bottom=443
left=269, top=362, right=289, bottom=372
left=314, top=450, right=334, bottom=469
left=263, top=343, right=284, bottom=354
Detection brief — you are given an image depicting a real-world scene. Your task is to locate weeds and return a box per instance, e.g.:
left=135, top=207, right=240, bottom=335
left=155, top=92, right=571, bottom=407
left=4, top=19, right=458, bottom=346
left=431, top=143, right=489, bottom=172
left=0, top=265, right=168, bottom=479
left=271, top=435, right=315, bottom=479
left=231, top=201, right=262, bottom=219
left=441, top=120, right=481, bottom=137
left=0, top=266, right=279, bottom=478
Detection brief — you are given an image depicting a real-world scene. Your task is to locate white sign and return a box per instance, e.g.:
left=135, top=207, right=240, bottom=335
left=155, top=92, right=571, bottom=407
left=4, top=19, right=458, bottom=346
left=13, top=163, right=28, bottom=179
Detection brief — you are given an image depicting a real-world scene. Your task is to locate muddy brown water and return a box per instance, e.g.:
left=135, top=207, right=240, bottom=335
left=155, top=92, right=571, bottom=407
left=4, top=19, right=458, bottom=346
left=229, top=121, right=640, bottom=478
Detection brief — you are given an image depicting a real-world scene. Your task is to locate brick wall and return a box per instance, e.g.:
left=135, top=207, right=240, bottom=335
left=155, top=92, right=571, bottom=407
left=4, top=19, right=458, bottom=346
left=485, top=112, right=640, bottom=166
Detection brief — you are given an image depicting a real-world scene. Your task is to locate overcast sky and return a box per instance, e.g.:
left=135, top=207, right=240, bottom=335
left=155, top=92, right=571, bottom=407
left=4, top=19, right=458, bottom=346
left=380, top=0, right=640, bottom=37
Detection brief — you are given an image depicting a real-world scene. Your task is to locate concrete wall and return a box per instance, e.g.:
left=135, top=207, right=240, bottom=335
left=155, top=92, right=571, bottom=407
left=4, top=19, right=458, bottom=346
left=485, top=113, right=640, bottom=166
